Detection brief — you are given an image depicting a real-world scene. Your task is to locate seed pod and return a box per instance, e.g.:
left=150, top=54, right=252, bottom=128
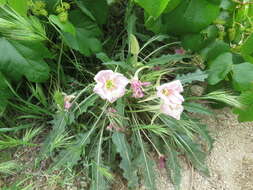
left=228, top=28, right=236, bottom=41
left=58, top=11, right=68, bottom=23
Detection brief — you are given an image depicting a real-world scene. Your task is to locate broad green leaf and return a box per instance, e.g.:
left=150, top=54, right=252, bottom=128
left=183, top=102, right=213, bottom=115
left=232, top=62, right=253, bottom=91
left=112, top=132, right=138, bottom=188
left=241, top=33, right=253, bottom=63
left=135, top=0, right=170, bottom=18
left=233, top=91, right=253, bottom=122
left=176, top=69, right=208, bottom=84
left=0, top=0, right=6, bottom=6
left=8, top=0, right=28, bottom=17
left=164, top=0, right=181, bottom=13
left=182, top=33, right=205, bottom=51
left=63, top=10, right=102, bottom=56
left=0, top=38, right=50, bottom=82
left=200, top=40, right=230, bottom=61
left=76, top=0, right=108, bottom=25
left=207, top=52, right=233, bottom=85
left=162, top=0, right=219, bottom=35
left=49, top=15, right=76, bottom=36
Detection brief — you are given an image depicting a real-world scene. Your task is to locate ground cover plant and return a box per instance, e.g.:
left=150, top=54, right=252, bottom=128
left=0, top=0, right=253, bottom=189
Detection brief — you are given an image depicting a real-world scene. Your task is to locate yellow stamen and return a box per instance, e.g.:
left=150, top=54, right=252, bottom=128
left=106, top=80, right=115, bottom=90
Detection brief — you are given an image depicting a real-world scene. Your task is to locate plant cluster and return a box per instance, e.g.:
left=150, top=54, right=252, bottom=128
left=0, top=0, right=252, bottom=190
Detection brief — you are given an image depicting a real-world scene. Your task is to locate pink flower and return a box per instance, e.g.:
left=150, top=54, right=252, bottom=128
left=156, top=80, right=184, bottom=105
left=160, top=102, right=184, bottom=120
left=131, top=79, right=151, bottom=98
left=64, top=94, right=75, bottom=110
left=94, top=70, right=129, bottom=103
left=175, top=47, right=185, bottom=55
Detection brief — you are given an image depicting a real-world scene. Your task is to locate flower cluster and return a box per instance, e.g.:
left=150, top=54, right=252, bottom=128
left=93, top=70, right=184, bottom=120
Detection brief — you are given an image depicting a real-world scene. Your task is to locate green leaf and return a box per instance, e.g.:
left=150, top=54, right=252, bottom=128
left=164, top=0, right=182, bottom=13
left=207, top=52, right=233, bottom=85
left=130, top=34, right=140, bottom=55
left=0, top=0, right=6, bottom=6
left=53, top=133, right=90, bottom=169
left=232, top=62, right=253, bottom=91
left=241, top=33, right=253, bottom=63
left=162, top=0, right=220, bottom=35
left=40, top=112, right=69, bottom=157
left=49, top=15, right=76, bottom=36
left=183, top=102, right=213, bottom=115
left=182, top=33, right=205, bottom=51
left=0, top=38, right=51, bottom=82
left=147, top=54, right=189, bottom=66
left=176, top=69, right=208, bottom=84
left=136, top=131, right=156, bottom=190
left=135, top=0, right=170, bottom=18
left=8, top=0, right=28, bottom=17
left=176, top=135, right=209, bottom=175
left=76, top=0, right=108, bottom=25
left=0, top=72, right=11, bottom=115
left=233, top=91, right=253, bottom=122
left=165, top=146, right=181, bottom=189
left=200, top=40, right=230, bottom=61
left=63, top=10, right=102, bottom=56
left=75, top=94, right=98, bottom=117
left=112, top=132, right=138, bottom=188
left=90, top=129, right=109, bottom=190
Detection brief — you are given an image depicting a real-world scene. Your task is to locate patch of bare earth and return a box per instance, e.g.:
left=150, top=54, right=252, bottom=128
left=156, top=108, right=253, bottom=190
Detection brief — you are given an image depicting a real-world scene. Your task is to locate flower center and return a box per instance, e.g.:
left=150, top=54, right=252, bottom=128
left=105, top=80, right=115, bottom=90
left=162, top=89, right=172, bottom=96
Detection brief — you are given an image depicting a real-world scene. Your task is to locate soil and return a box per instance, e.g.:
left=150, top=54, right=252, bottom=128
left=155, top=107, right=253, bottom=190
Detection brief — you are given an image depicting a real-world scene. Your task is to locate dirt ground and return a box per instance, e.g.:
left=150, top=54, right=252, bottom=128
left=154, top=108, right=253, bottom=190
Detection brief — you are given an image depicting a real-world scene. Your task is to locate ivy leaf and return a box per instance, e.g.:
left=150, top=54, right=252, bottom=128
left=232, top=62, right=253, bottom=91
left=176, top=69, right=208, bottom=84
left=134, top=0, right=170, bottom=18
left=63, top=10, right=102, bottom=56
left=207, top=52, right=233, bottom=85
left=233, top=91, right=253, bottom=122
left=112, top=132, right=138, bottom=188
left=76, top=0, right=108, bottom=25
left=0, top=38, right=51, bottom=82
left=162, top=0, right=219, bottom=35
